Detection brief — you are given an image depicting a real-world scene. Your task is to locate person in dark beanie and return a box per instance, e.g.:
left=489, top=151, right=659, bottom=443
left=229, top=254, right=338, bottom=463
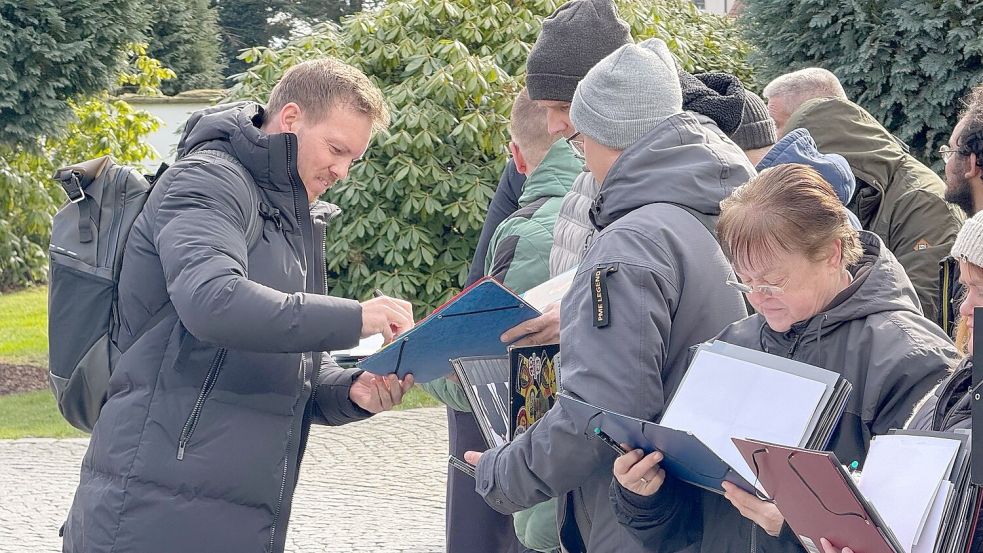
left=468, top=38, right=751, bottom=553
left=678, top=69, right=777, bottom=164
left=502, top=0, right=632, bottom=343
left=451, top=2, right=631, bottom=551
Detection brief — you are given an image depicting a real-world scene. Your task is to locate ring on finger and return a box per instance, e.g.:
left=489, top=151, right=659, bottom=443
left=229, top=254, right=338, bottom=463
left=639, top=477, right=648, bottom=485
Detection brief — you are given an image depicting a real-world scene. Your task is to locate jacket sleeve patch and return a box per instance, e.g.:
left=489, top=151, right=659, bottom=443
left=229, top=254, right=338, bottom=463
left=592, top=263, right=619, bottom=328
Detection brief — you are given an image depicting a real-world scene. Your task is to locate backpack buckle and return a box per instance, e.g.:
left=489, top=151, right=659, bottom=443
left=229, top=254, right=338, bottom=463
left=55, top=169, right=86, bottom=204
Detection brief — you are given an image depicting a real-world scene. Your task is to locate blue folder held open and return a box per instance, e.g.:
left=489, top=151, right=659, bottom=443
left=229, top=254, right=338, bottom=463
left=357, top=277, right=542, bottom=383
left=558, top=393, right=757, bottom=495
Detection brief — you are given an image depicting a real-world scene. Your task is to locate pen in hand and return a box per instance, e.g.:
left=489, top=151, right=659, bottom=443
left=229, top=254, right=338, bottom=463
left=593, top=427, right=630, bottom=456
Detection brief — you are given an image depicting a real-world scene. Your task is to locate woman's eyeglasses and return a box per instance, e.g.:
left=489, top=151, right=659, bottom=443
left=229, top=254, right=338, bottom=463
left=725, top=277, right=790, bottom=297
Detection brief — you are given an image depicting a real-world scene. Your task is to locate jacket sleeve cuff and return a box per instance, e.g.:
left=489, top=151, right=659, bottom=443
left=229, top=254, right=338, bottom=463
left=314, top=365, right=373, bottom=426
left=610, top=474, right=683, bottom=525
left=474, top=445, right=527, bottom=514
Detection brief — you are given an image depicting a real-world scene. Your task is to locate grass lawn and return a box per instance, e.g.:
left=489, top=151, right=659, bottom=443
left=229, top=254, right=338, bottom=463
left=0, top=285, right=437, bottom=438
left=0, top=286, right=48, bottom=367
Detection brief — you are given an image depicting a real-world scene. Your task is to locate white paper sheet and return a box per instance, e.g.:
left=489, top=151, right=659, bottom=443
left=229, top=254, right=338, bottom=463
left=858, top=435, right=961, bottom=553
left=521, top=268, right=576, bottom=311
left=659, top=350, right=828, bottom=486
left=912, top=481, right=952, bottom=553
left=330, top=333, right=385, bottom=357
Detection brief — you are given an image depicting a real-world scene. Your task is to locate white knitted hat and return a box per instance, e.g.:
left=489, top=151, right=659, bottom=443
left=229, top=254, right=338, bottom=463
left=952, top=211, right=983, bottom=267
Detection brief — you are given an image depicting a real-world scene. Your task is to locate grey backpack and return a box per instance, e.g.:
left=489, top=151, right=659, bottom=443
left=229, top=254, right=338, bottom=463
left=48, top=149, right=258, bottom=432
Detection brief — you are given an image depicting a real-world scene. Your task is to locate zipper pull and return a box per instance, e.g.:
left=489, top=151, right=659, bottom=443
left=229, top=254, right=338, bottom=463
left=177, top=439, right=187, bottom=461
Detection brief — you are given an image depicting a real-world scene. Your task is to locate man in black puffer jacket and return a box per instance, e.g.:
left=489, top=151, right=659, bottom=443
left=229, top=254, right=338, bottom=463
left=62, top=59, right=416, bottom=553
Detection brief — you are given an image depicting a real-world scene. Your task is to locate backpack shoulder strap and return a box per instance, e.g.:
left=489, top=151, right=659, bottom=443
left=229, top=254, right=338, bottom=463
left=660, top=202, right=717, bottom=239
left=182, top=149, right=263, bottom=249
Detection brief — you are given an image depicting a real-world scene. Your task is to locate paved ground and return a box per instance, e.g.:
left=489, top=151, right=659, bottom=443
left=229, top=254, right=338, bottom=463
left=0, top=408, right=449, bottom=552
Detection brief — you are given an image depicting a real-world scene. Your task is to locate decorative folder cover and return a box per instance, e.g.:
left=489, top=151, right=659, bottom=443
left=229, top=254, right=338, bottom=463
left=357, top=277, right=541, bottom=383
left=509, top=344, right=560, bottom=438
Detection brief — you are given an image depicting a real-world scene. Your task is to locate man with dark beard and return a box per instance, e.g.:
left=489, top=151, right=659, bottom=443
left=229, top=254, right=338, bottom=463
left=939, top=85, right=983, bottom=335
left=943, top=85, right=983, bottom=217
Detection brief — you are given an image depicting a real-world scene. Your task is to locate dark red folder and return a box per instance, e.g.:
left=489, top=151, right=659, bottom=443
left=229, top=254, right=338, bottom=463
left=732, top=438, right=903, bottom=553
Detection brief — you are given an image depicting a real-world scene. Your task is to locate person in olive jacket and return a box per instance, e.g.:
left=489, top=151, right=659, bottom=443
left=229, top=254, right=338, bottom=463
left=61, top=59, right=416, bottom=553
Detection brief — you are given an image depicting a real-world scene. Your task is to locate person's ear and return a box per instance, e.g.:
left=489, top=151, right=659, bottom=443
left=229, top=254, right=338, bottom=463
left=277, top=102, right=302, bottom=133
left=510, top=142, right=529, bottom=175
left=827, top=238, right=844, bottom=268
left=967, top=153, right=983, bottom=180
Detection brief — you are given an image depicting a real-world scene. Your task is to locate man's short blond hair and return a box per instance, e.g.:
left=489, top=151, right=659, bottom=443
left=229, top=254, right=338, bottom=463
left=763, top=67, right=847, bottom=112
left=510, top=88, right=560, bottom=171
left=266, top=58, right=390, bottom=132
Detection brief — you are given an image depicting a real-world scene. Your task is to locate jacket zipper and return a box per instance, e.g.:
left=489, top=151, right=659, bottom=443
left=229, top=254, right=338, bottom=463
left=176, top=347, right=228, bottom=460
left=941, top=259, right=952, bottom=335
left=270, top=133, right=302, bottom=552
left=309, top=223, right=329, bottom=408
left=749, top=521, right=757, bottom=552
left=103, top=168, right=129, bottom=268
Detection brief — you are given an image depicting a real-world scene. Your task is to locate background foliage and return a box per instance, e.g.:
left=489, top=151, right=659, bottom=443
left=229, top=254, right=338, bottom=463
left=146, top=0, right=225, bottom=95
left=740, top=0, right=983, bottom=170
left=228, top=0, right=754, bottom=314
left=0, top=45, right=172, bottom=291
left=216, top=0, right=378, bottom=78
left=0, top=0, right=147, bottom=145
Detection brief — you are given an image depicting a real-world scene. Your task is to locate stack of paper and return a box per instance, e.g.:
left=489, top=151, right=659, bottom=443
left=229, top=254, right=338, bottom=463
left=731, top=431, right=981, bottom=553
left=559, top=340, right=852, bottom=495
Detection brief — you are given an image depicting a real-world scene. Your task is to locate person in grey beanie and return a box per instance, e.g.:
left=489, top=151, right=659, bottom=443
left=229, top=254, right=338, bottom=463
left=451, top=2, right=631, bottom=551
left=466, top=38, right=752, bottom=553
left=501, top=0, right=631, bottom=344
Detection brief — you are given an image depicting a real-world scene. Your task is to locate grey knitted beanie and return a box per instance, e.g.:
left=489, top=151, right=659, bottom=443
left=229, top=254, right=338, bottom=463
left=952, top=211, right=983, bottom=269
left=569, top=38, right=683, bottom=150
left=525, top=0, right=632, bottom=102
left=731, top=90, right=777, bottom=150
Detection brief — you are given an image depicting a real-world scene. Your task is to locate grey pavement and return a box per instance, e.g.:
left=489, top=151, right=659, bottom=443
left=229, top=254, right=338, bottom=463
left=0, top=408, right=449, bottom=553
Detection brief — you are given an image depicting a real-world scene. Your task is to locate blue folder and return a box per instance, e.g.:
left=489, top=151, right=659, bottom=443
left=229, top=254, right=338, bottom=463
left=357, top=277, right=542, bottom=383
left=558, top=393, right=757, bottom=495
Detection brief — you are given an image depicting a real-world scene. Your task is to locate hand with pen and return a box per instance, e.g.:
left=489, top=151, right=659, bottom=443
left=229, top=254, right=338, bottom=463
left=613, top=448, right=667, bottom=496
left=360, top=289, right=415, bottom=344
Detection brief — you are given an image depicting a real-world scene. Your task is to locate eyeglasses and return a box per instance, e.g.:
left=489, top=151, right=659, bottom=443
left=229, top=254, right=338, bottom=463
left=939, top=145, right=963, bottom=163
left=725, top=276, right=791, bottom=297
left=566, top=132, right=585, bottom=160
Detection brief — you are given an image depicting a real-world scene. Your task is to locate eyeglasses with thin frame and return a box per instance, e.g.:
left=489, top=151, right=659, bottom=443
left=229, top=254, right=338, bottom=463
left=939, top=145, right=962, bottom=163
left=725, top=275, right=791, bottom=297
left=566, top=132, right=585, bottom=160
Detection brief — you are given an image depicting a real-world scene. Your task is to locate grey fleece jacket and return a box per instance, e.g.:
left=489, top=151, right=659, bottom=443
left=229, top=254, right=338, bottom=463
left=63, top=102, right=371, bottom=553
left=612, top=231, right=959, bottom=553
left=475, top=111, right=752, bottom=553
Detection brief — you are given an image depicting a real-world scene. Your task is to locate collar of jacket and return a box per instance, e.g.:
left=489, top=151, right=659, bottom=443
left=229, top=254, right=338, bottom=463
left=517, top=140, right=583, bottom=207
left=784, top=97, right=910, bottom=196
left=758, top=231, right=923, bottom=351
left=176, top=101, right=307, bottom=231
left=587, top=111, right=755, bottom=231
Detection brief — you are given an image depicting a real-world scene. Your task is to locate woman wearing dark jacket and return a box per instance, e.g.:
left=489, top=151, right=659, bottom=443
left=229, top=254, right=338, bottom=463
left=820, top=211, right=983, bottom=553
left=610, top=164, right=960, bottom=553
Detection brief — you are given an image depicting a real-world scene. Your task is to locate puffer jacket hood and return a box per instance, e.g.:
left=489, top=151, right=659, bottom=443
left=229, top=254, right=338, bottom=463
left=589, top=111, right=754, bottom=230
left=757, top=127, right=856, bottom=205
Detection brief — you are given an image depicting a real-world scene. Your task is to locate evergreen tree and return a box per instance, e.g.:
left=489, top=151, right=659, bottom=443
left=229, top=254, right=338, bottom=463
left=0, top=0, right=147, bottom=144
left=741, top=0, right=983, bottom=169
left=147, top=0, right=225, bottom=94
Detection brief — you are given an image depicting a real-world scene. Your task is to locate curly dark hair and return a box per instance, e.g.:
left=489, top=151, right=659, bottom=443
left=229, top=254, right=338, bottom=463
left=958, top=84, right=983, bottom=166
